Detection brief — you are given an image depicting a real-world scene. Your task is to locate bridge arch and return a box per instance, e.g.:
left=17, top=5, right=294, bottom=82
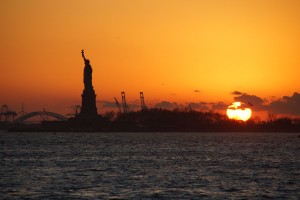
left=14, top=111, right=67, bottom=123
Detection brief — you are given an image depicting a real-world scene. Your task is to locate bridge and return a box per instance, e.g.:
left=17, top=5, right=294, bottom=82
left=14, top=111, right=68, bottom=123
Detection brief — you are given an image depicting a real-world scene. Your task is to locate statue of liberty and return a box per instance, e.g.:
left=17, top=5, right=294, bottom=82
left=79, top=50, right=98, bottom=118
left=81, top=50, right=93, bottom=89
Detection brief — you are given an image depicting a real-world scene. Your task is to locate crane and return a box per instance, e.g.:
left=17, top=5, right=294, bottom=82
left=0, top=105, right=17, bottom=122
left=140, top=92, right=147, bottom=110
left=121, top=92, right=128, bottom=114
left=114, top=97, right=122, bottom=113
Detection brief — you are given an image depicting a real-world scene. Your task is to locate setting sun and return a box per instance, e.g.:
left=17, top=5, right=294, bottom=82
left=226, top=102, right=252, bottom=121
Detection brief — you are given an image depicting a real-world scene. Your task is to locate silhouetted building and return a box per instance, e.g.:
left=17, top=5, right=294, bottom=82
left=79, top=50, right=98, bottom=119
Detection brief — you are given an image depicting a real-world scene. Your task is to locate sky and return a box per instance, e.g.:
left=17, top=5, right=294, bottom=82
left=0, top=0, right=299, bottom=119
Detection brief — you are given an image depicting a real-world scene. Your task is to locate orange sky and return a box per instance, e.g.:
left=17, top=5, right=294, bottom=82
left=1, top=0, right=299, bottom=118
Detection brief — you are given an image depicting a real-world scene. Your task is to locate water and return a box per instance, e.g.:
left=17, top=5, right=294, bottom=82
left=1, top=132, right=299, bottom=199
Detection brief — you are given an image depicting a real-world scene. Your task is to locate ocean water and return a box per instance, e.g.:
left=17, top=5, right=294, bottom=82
left=0, top=132, right=299, bottom=199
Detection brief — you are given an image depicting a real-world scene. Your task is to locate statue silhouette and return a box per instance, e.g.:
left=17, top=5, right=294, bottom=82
left=79, top=50, right=98, bottom=119
left=81, top=50, right=93, bottom=89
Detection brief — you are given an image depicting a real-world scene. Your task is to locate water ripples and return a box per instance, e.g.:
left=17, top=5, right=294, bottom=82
left=1, top=132, right=299, bottom=199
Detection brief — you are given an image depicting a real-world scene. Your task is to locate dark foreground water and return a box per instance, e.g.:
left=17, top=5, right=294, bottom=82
left=0, top=132, right=299, bottom=199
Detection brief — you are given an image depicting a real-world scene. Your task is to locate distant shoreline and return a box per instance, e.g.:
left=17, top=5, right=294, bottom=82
left=2, top=109, right=300, bottom=133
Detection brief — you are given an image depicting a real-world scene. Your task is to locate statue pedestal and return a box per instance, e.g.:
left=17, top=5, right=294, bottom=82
left=79, top=87, right=98, bottom=120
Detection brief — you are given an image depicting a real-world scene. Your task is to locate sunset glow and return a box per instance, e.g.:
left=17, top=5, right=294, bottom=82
left=0, top=0, right=299, bottom=118
left=227, top=102, right=252, bottom=121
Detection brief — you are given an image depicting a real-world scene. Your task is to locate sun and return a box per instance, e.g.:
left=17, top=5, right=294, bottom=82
left=226, top=102, right=252, bottom=121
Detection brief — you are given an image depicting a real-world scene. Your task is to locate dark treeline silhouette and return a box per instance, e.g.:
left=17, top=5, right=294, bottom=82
left=7, top=107, right=299, bottom=132
left=104, top=108, right=300, bottom=132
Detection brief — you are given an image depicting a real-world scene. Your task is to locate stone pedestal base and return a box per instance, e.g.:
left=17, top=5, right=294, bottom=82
left=79, top=87, right=98, bottom=119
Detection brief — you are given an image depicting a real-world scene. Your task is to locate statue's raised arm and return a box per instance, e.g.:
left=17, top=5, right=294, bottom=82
left=81, top=49, right=86, bottom=61
left=81, top=49, right=90, bottom=66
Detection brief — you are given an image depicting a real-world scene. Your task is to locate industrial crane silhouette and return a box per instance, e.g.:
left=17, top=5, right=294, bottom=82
left=140, top=92, right=147, bottom=110
left=0, top=105, right=17, bottom=122
left=121, top=92, right=128, bottom=114
left=114, top=97, right=122, bottom=113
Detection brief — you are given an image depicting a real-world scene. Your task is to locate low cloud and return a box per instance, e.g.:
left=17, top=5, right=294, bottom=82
left=127, top=102, right=140, bottom=110
left=267, top=92, right=300, bottom=115
left=231, top=91, right=243, bottom=95
left=211, top=102, right=228, bottom=111
left=98, top=92, right=300, bottom=117
left=98, top=100, right=116, bottom=108
left=154, top=101, right=178, bottom=110
left=188, top=102, right=209, bottom=111
left=233, top=93, right=265, bottom=110
left=98, top=100, right=140, bottom=111
left=194, top=90, right=201, bottom=93
left=230, top=91, right=300, bottom=116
